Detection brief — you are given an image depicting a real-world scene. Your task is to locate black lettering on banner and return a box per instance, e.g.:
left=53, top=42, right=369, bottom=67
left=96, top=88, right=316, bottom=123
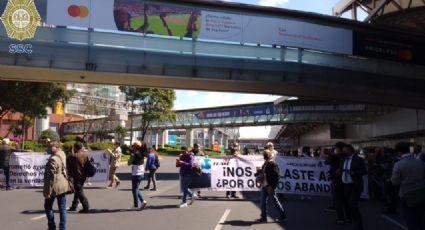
left=235, top=167, right=245, bottom=177
left=247, top=179, right=254, bottom=188
left=319, top=172, right=328, bottom=181
left=245, top=167, right=252, bottom=177
left=285, top=181, right=291, bottom=191
left=216, top=179, right=222, bottom=188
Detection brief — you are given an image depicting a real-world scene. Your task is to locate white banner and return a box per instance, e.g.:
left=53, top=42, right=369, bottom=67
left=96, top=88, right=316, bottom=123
left=209, top=156, right=332, bottom=196
left=8, top=152, right=50, bottom=187
left=87, top=150, right=110, bottom=182
left=5, top=151, right=109, bottom=187
left=275, top=157, right=331, bottom=196
left=211, top=155, right=264, bottom=191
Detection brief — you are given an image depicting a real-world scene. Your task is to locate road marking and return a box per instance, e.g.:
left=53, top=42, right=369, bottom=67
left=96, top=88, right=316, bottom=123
left=381, top=214, right=407, bottom=230
left=31, top=215, right=45, bottom=220
left=214, top=209, right=231, bottom=230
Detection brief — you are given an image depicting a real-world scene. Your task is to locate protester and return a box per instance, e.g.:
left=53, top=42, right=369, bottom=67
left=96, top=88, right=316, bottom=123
left=226, top=143, right=240, bottom=199
left=391, top=142, right=425, bottom=230
left=300, top=146, right=312, bottom=201
left=0, top=138, right=13, bottom=190
left=176, top=146, right=195, bottom=208
left=339, top=144, right=367, bottom=230
left=190, top=143, right=204, bottom=197
left=107, top=142, right=122, bottom=189
left=144, top=146, right=158, bottom=191
left=67, top=142, right=90, bottom=213
left=43, top=141, right=70, bottom=230
left=128, top=141, right=147, bottom=210
left=255, top=149, right=288, bottom=222
left=413, top=144, right=424, bottom=161
left=325, top=142, right=347, bottom=224
left=265, top=142, right=278, bottom=158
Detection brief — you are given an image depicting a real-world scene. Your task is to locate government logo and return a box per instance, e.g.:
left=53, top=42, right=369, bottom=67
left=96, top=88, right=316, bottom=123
left=1, top=0, right=41, bottom=41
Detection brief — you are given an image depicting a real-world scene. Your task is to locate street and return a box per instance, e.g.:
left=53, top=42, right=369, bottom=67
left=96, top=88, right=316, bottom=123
left=0, top=156, right=407, bottom=230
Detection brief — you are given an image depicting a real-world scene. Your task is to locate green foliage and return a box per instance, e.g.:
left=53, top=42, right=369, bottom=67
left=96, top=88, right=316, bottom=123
left=39, top=129, right=60, bottom=142
left=88, top=142, right=113, bottom=151
left=61, top=141, right=75, bottom=153
left=120, top=144, right=132, bottom=155
left=114, top=125, right=128, bottom=142
left=61, top=135, right=78, bottom=143
left=157, top=148, right=180, bottom=156
left=23, top=140, right=46, bottom=152
left=164, top=144, right=180, bottom=150
left=120, top=87, right=176, bottom=140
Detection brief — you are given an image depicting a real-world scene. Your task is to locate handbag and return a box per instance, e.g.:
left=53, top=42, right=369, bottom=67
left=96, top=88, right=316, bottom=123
left=84, top=158, right=97, bottom=177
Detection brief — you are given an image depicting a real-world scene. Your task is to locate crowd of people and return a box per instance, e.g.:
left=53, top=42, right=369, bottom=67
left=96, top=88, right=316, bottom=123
left=1, top=137, right=424, bottom=230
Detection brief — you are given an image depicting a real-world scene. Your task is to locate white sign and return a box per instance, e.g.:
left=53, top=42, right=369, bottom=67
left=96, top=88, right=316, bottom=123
left=211, top=155, right=264, bottom=191
left=275, top=157, right=331, bottom=196
left=6, top=151, right=109, bottom=187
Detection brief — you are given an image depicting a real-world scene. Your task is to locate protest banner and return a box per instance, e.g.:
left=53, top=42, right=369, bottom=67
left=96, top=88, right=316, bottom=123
left=6, top=151, right=110, bottom=187
left=275, top=156, right=331, bottom=196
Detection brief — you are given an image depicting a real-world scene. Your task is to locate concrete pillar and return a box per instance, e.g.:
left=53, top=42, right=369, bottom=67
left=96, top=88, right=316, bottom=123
left=218, top=132, right=223, bottom=146
left=223, top=134, right=229, bottom=149
left=186, top=129, right=193, bottom=148
left=154, top=131, right=159, bottom=150
left=159, top=129, right=168, bottom=148
left=208, top=128, right=215, bottom=149
left=35, top=117, right=50, bottom=139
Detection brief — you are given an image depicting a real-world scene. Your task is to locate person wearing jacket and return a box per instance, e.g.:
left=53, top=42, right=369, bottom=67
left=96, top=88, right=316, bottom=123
left=43, top=141, right=71, bottom=230
left=255, top=149, right=288, bottom=223
left=128, top=141, right=147, bottom=210
left=107, top=142, right=122, bottom=189
left=144, top=146, right=158, bottom=191
left=338, top=144, right=367, bottom=230
left=67, top=142, right=90, bottom=213
left=0, top=138, right=13, bottom=190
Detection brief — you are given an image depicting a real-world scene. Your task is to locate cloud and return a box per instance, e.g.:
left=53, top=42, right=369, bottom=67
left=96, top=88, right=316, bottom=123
left=257, top=0, right=289, bottom=7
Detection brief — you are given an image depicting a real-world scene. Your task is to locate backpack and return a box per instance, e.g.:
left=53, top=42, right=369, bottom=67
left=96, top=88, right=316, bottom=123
left=84, top=158, right=96, bottom=177
left=154, top=155, right=160, bottom=168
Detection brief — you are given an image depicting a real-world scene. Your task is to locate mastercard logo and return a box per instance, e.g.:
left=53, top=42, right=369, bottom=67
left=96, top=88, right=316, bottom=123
left=68, top=5, right=89, bottom=18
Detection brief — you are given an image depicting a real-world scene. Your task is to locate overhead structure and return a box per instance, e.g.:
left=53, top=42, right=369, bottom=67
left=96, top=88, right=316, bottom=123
left=333, top=0, right=425, bottom=30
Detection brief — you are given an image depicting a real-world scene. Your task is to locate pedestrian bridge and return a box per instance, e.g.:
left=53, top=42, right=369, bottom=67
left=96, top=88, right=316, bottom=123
left=62, top=100, right=391, bottom=135
left=0, top=0, right=424, bottom=108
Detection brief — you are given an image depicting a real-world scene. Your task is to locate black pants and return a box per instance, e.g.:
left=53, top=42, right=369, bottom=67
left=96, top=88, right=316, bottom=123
left=3, top=166, right=10, bottom=188
left=401, top=200, right=425, bottom=230
left=71, top=181, right=89, bottom=211
left=344, top=184, right=364, bottom=230
left=335, top=181, right=350, bottom=220
left=226, top=191, right=236, bottom=197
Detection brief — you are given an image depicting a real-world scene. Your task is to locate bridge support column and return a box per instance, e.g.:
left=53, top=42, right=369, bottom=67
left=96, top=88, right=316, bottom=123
left=223, top=134, right=229, bottom=149
left=159, top=129, right=168, bottom=148
left=154, top=131, right=159, bottom=150
left=208, top=128, right=215, bottom=149
left=186, top=129, right=193, bottom=148
left=218, top=132, right=223, bottom=147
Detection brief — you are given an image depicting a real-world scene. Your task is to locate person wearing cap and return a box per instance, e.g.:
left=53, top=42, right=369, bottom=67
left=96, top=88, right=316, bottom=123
left=0, top=138, right=13, bottom=190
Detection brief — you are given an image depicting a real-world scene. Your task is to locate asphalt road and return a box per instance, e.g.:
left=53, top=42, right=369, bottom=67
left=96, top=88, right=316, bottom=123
left=0, top=156, right=408, bottom=230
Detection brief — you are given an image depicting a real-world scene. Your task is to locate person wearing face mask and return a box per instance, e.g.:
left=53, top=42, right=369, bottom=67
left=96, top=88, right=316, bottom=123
left=190, top=144, right=204, bottom=197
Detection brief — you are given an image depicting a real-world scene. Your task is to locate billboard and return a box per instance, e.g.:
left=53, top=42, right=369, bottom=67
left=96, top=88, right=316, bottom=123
left=46, top=0, right=353, bottom=55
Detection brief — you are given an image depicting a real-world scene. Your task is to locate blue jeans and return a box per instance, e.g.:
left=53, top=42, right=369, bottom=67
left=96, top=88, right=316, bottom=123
left=131, top=175, right=144, bottom=207
left=260, top=186, right=286, bottom=220
left=44, top=193, right=67, bottom=230
left=180, top=175, right=193, bottom=203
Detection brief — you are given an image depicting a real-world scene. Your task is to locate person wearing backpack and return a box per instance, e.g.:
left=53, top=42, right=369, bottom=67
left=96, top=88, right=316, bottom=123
left=255, top=149, right=288, bottom=223
left=144, top=146, right=159, bottom=191
left=66, top=142, right=90, bottom=213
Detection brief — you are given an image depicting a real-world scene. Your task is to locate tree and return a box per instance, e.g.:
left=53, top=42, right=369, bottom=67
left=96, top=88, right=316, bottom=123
left=119, top=87, right=176, bottom=141
left=81, top=98, right=101, bottom=143
left=0, top=81, right=74, bottom=148
left=39, top=129, right=60, bottom=142
left=114, top=125, right=128, bottom=143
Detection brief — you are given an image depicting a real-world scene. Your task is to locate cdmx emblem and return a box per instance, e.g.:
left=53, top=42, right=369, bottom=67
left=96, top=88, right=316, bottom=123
left=1, top=0, right=40, bottom=41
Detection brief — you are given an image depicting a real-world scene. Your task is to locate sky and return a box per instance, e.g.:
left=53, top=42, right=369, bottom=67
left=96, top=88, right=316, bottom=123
left=174, top=0, right=355, bottom=138
left=174, top=0, right=348, bottom=111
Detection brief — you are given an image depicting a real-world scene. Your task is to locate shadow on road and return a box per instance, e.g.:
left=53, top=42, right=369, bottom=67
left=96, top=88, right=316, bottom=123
left=221, top=220, right=273, bottom=226
left=147, top=204, right=180, bottom=210
left=115, top=172, right=179, bottom=181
